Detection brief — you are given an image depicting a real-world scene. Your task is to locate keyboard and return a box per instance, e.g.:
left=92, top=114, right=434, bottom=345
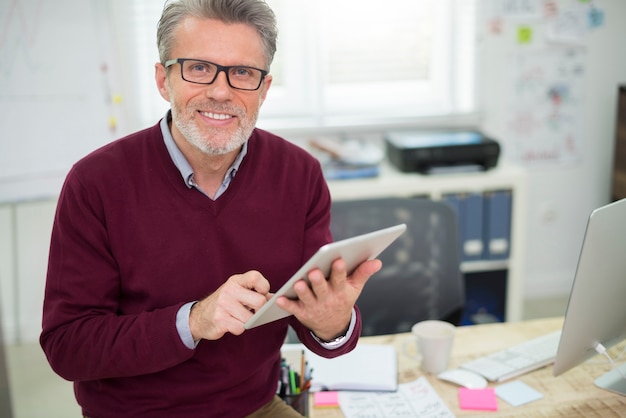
left=460, top=330, right=562, bottom=382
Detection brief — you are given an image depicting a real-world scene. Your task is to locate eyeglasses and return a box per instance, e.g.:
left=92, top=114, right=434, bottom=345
left=164, top=58, right=268, bottom=91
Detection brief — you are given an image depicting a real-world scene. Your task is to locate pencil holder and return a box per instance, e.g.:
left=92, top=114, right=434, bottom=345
left=281, top=389, right=310, bottom=417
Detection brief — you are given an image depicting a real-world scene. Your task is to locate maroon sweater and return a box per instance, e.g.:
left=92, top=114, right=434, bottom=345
left=40, top=122, right=361, bottom=417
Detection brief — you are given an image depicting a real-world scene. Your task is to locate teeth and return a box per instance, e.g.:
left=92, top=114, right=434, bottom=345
left=201, top=112, right=232, bottom=120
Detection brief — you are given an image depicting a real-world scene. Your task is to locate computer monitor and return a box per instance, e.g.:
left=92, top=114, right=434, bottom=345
left=553, top=198, right=626, bottom=395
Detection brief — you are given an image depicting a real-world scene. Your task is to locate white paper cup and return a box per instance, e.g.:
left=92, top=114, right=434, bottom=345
left=402, top=320, right=456, bottom=374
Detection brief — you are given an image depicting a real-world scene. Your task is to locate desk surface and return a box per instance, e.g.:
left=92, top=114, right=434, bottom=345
left=310, top=317, right=626, bottom=417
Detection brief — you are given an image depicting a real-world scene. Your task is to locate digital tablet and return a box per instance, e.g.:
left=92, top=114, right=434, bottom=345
left=244, top=223, right=407, bottom=329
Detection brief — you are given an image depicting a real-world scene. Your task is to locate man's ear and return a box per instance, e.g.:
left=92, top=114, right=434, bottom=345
left=259, top=74, right=273, bottom=106
left=155, top=62, right=171, bottom=102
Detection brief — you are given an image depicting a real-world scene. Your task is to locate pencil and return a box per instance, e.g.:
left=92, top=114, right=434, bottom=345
left=299, top=349, right=306, bottom=389
left=289, top=369, right=297, bottom=395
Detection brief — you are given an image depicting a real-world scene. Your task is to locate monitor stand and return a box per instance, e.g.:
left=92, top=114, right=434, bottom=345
left=594, top=362, right=626, bottom=396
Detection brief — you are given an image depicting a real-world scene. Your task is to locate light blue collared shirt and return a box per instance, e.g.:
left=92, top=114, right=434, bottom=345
left=160, top=112, right=247, bottom=200
left=160, top=112, right=353, bottom=349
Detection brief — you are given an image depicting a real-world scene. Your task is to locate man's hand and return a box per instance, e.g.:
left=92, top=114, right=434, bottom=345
left=189, top=271, right=271, bottom=341
left=275, top=258, right=382, bottom=341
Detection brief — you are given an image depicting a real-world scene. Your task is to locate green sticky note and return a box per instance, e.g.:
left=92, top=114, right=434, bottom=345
left=518, top=26, right=533, bottom=44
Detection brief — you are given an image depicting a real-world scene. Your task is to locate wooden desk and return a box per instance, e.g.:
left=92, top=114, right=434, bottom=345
left=311, top=317, right=626, bottom=417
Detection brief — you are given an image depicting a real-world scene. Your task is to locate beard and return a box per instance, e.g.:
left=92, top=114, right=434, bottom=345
left=169, top=93, right=259, bottom=156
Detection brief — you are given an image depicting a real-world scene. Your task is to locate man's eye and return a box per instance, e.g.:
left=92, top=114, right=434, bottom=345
left=232, top=67, right=253, bottom=78
left=190, top=63, right=211, bottom=73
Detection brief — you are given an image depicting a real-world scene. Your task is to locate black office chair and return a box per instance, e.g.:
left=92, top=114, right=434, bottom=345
left=330, top=197, right=464, bottom=336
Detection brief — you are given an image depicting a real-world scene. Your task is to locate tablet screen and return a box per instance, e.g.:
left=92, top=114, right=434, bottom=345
left=244, top=223, right=407, bottom=329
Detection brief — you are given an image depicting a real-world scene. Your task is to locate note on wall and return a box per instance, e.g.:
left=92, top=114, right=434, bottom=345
left=493, top=0, right=543, bottom=20
left=482, top=0, right=610, bottom=167
left=504, top=48, right=585, bottom=166
left=545, top=4, right=588, bottom=44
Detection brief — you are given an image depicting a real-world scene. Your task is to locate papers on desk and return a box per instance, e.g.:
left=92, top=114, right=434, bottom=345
left=282, top=344, right=453, bottom=417
left=309, top=137, right=383, bottom=180
left=281, top=343, right=397, bottom=392
left=338, top=377, right=455, bottom=418
left=495, top=381, right=544, bottom=407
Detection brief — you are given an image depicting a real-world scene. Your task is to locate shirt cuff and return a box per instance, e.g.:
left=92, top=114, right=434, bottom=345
left=310, top=307, right=357, bottom=350
left=176, top=301, right=199, bottom=350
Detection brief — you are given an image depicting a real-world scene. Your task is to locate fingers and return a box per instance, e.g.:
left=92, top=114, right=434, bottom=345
left=290, top=257, right=382, bottom=306
left=190, top=271, right=271, bottom=341
left=237, top=270, right=271, bottom=295
left=318, top=258, right=382, bottom=293
left=279, top=257, right=382, bottom=327
left=235, top=270, right=271, bottom=312
left=347, top=259, right=382, bottom=286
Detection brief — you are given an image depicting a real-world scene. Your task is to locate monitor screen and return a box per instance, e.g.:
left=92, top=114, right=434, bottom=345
left=553, top=198, right=626, bottom=395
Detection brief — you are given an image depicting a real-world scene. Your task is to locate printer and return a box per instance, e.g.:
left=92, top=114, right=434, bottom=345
left=385, top=130, right=501, bottom=174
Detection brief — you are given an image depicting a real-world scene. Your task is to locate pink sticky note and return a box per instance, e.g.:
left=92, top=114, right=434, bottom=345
left=314, top=391, right=339, bottom=408
left=458, top=387, right=498, bottom=411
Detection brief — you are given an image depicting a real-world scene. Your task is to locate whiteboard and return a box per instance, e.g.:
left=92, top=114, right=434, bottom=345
left=0, top=0, right=124, bottom=203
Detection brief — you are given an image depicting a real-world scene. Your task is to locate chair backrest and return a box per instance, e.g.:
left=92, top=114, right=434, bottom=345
left=330, top=197, right=464, bottom=336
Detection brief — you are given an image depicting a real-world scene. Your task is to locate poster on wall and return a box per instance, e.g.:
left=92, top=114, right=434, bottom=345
left=483, top=0, right=606, bottom=167
left=504, top=48, right=585, bottom=166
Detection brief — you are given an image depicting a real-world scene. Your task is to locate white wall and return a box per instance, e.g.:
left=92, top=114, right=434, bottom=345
left=0, top=206, right=17, bottom=342
left=0, top=200, right=57, bottom=344
left=1, top=1, right=625, bottom=344
left=479, top=0, right=626, bottom=298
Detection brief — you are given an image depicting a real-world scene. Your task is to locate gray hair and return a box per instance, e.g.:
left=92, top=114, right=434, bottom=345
left=157, top=0, right=278, bottom=70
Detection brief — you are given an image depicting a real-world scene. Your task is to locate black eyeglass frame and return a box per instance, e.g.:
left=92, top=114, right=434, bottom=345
left=164, top=58, right=268, bottom=91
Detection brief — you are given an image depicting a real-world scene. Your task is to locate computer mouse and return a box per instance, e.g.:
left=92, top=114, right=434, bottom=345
left=436, top=368, right=488, bottom=389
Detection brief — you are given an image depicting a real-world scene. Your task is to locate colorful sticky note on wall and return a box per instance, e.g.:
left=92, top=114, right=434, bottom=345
left=587, top=7, right=604, bottom=28
left=517, top=26, right=533, bottom=44
left=543, top=1, right=558, bottom=17
left=488, top=18, right=503, bottom=35
left=108, top=116, right=118, bottom=131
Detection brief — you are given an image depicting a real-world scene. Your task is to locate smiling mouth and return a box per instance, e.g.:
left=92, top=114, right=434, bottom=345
left=200, top=111, right=234, bottom=121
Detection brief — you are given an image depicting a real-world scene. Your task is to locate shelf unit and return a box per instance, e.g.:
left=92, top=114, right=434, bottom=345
left=326, top=162, right=528, bottom=322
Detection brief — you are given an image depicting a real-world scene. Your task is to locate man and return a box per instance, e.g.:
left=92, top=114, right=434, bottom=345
left=40, top=0, right=381, bottom=417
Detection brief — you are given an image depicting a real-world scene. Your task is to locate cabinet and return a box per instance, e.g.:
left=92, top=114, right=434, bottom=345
left=326, top=162, right=528, bottom=323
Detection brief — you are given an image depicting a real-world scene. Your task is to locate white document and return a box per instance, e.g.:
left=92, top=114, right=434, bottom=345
left=338, top=377, right=455, bottom=418
left=282, top=343, right=397, bottom=392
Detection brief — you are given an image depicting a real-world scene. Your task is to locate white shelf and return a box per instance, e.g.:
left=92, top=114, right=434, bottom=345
left=461, top=260, right=509, bottom=273
left=327, top=161, right=528, bottom=322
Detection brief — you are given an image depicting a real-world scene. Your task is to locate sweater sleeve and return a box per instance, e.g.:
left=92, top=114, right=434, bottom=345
left=290, top=306, right=362, bottom=358
left=40, top=168, right=195, bottom=381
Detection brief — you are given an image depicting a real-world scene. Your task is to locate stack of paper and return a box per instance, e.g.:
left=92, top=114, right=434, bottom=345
left=281, top=343, right=398, bottom=392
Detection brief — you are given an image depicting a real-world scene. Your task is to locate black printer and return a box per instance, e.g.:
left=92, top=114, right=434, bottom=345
left=385, top=130, right=500, bottom=174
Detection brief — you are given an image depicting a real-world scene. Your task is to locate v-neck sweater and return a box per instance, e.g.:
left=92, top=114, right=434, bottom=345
left=40, top=122, right=361, bottom=417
